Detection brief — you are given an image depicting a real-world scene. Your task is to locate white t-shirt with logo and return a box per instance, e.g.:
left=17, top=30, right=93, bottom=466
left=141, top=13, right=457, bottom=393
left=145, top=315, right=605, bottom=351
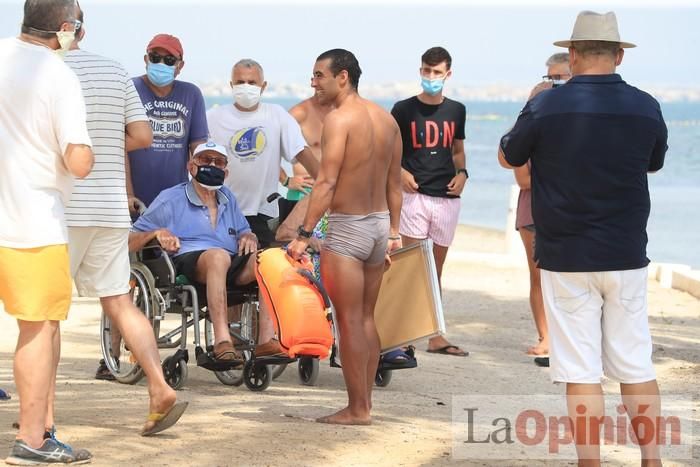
left=64, top=49, right=148, bottom=228
left=207, top=102, right=306, bottom=217
left=0, top=38, right=92, bottom=248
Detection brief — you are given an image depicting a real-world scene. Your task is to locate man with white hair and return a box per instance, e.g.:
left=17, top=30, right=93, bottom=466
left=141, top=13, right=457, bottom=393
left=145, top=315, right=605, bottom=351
left=207, top=59, right=319, bottom=247
left=544, top=53, right=571, bottom=83
left=499, top=11, right=667, bottom=465
left=514, top=52, right=570, bottom=363
left=129, top=142, right=282, bottom=360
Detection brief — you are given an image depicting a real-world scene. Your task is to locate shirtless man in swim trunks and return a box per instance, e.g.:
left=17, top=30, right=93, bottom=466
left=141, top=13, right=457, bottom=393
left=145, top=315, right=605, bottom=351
left=285, top=93, right=335, bottom=199
left=287, top=49, right=403, bottom=425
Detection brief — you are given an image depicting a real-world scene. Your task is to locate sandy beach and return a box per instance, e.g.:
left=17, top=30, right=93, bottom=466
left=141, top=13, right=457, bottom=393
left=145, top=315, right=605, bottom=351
left=1, top=225, right=698, bottom=466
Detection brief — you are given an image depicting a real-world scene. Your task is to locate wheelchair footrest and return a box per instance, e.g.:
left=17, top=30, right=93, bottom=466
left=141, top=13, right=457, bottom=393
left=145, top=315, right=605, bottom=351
left=195, top=346, right=243, bottom=372
left=251, top=355, right=296, bottom=366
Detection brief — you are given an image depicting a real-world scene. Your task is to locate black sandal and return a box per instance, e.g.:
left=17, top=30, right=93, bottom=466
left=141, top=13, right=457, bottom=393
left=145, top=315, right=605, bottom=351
left=94, top=359, right=116, bottom=381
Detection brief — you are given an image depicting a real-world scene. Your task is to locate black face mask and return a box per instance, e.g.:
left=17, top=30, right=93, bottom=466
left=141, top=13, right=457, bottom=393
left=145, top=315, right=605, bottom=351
left=194, top=165, right=225, bottom=190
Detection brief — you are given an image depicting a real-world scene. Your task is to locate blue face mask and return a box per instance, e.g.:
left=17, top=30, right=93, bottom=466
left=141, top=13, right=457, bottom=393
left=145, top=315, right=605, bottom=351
left=421, top=77, right=445, bottom=96
left=147, top=62, right=176, bottom=87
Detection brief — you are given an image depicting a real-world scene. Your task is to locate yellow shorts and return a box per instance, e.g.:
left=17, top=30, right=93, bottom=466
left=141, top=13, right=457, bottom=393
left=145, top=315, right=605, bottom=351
left=0, top=245, right=72, bottom=322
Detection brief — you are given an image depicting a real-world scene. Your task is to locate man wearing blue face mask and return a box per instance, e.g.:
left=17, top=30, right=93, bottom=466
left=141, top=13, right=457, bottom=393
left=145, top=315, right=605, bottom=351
left=207, top=58, right=319, bottom=247
left=391, top=46, right=469, bottom=358
left=127, top=34, right=208, bottom=209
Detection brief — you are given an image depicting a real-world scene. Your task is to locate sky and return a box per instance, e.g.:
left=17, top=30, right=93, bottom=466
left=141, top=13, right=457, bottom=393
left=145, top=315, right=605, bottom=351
left=1, top=0, right=698, bottom=88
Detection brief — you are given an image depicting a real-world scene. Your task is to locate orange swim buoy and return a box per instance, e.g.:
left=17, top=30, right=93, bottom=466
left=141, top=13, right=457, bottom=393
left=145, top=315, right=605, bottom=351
left=255, top=248, right=333, bottom=359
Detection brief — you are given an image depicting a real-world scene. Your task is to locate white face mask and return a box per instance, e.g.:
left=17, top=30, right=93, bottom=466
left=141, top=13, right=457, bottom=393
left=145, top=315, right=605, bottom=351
left=232, top=84, right=262, bottom=109
left=54, top=30, right=75, bottom=59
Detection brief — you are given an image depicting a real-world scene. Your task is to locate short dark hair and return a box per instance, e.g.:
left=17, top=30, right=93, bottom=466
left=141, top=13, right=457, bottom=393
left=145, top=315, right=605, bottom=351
left=421, top=47, right=452, bottom=70
left=572, top=41, right=620, bottom=58
left=21, top=0, right=76, bottom=39
left=316, top=49, right=362, bottom=90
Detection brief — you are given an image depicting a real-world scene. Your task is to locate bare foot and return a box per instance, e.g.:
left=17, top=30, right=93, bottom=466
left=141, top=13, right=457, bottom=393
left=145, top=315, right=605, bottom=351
left=142, top=387, right=183, bottom=435
left=147, top=386, right=178, bottom=418
left=526, top=339, right=549, bottom=356
left=427, top=336, right=468, bottom=356
left=316, top=407, right=371, bottom=425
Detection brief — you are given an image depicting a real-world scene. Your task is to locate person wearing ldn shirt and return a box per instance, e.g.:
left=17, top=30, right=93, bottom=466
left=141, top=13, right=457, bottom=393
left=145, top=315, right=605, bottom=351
left=391, top=46, right=469, bottom=358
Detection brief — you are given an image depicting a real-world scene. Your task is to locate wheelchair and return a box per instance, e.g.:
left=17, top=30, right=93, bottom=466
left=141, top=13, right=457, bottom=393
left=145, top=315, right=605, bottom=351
left=99, top=242, right=294, bottom=391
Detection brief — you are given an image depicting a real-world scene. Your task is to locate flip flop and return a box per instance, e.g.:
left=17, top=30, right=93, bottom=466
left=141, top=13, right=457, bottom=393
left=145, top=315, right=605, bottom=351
left=141, top=401, right=188, bottom=437
left=95, top=359, right=116, bottom=381
left=426, top=345, right=469, bottom=357
left=534, top=357, right=550, bottom=367
left=379, top=347, right=418, bottom=370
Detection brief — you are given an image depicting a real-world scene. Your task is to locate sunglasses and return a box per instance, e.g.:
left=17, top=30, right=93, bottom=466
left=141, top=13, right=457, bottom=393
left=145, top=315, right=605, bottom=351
left=148, top=52, right=179, bottom=66
left=195, top=154, right=228, bottom=169
left=542, top=74, right=571, bottom=81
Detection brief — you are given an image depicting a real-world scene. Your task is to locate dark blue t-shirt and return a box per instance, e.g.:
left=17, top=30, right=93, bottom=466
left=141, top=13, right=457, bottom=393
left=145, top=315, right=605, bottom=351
left=128, top=77, right=208, bottom=206
left=500, top=74, right=668, bottom=272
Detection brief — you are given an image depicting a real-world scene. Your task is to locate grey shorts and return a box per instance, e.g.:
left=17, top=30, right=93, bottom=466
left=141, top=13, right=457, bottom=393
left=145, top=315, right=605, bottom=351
left=324, top=211, right=390, bottom=264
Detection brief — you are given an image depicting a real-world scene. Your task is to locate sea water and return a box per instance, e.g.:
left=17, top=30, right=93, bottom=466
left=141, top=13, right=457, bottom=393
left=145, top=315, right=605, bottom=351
left=205, top=97, right=700, bottom=268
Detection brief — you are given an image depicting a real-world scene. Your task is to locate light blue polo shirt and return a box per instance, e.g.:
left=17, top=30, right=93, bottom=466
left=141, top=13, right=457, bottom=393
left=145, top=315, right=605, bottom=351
left=133, top=181, right=251, bottom=257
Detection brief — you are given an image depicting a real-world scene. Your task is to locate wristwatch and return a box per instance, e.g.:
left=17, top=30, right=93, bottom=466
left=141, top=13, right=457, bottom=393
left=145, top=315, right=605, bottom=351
left=297, top=225, right=313, bottom=239
left=456, top=168, right=469, bottom=179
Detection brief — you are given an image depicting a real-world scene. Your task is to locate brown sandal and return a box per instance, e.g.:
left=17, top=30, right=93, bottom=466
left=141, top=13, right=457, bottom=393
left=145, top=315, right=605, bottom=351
left=213, top=341, right=243, bottom=363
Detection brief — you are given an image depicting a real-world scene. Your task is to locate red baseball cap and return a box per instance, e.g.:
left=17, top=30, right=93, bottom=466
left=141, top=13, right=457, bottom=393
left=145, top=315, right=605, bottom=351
left=147, top=34, right=183, bottom=58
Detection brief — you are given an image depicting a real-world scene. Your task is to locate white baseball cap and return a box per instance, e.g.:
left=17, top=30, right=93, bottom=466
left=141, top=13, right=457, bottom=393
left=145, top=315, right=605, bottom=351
left=193, top=141, right=228, bottom=159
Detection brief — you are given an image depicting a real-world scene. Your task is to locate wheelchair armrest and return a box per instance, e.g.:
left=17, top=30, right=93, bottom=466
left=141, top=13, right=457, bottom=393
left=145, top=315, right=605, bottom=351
left=135, top=241, right=177, bottom=286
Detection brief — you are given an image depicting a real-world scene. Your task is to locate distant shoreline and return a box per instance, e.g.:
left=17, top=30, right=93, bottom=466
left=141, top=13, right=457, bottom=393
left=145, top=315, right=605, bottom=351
left=200, top=83, right=700, bottom=104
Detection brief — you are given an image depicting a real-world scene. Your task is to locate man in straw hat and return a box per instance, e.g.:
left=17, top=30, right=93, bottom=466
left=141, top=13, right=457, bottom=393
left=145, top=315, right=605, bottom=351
left=498, top=11, right=667, bottom=465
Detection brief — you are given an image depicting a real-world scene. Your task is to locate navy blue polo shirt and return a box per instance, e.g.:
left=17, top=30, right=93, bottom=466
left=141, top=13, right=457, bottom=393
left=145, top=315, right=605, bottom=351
left=500, top=74, right=668, bottom=272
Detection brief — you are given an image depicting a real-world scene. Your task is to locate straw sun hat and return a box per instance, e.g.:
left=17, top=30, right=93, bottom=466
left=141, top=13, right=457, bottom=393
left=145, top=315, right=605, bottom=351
left=554, top=11, right=636, bottom=49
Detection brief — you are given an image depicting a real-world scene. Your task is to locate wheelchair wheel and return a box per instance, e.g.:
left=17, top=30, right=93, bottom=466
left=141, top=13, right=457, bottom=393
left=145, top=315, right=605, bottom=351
left=214, top=367, right=244, bottom=386
left=375, top=368, right=392, bottom=387
left=99, top=263, right=158, bottom=385
left=297, top=357, right=320, bottom=386
left=271, top=364, right=288, bottom=380
left=162, top=356, right=188, bottom=390
left=243, top=360, right=271, bottom=392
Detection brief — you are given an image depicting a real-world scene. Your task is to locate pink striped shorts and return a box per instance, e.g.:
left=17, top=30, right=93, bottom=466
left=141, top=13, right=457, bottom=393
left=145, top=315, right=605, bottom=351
left=399, top=192, right=461, bottom=247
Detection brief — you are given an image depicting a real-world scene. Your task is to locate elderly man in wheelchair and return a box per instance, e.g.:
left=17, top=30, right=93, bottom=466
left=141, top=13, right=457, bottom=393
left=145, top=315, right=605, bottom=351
left=128, top=142, right=284, bottom=363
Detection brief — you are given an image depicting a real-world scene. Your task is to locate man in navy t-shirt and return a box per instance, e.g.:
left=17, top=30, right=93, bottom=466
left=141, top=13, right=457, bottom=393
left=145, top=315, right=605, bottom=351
left=128, top=34, right=208, bottom=208
left=499, top=11, right=667, bottom=465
